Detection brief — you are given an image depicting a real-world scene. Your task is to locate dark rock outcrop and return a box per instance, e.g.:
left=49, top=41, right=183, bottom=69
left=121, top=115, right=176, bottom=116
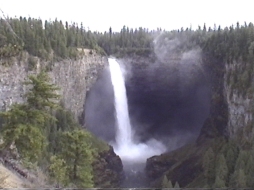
left=144, top=52, right=228, bottom=188
left=197, top=53, right=228, bottom=142
left=121, top=53, right=211, bottom=147
left=146, top=156, right=176, bottom=180
left=92, top=146, right=124, bottom=188
left=145, top=141, right=213, bottom=188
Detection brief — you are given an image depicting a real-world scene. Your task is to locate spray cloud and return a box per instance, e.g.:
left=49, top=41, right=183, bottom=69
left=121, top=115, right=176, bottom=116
left=109, top=58, right=166, bottom=164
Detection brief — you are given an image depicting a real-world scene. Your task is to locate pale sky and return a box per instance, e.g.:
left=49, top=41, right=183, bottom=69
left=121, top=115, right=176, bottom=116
left=1, top=0, right=253, bottom=32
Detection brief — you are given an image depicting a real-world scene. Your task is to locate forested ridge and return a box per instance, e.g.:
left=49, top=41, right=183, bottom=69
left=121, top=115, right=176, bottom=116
left=1, top=15, right=254, bottom=188
left=0, top=71, right=109, bottom=188
left=0, top=16, right=155, bottom=59
left=2, top=16, right=254, bottom=62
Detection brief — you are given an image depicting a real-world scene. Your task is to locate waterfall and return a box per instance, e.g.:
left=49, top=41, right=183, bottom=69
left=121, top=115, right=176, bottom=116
left=108, top=58, right=133, bottom=147
left=109, top=58, right=166, bottom=164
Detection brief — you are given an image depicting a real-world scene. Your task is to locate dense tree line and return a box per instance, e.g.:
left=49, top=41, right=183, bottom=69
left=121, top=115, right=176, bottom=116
left=152, top=22, right=254, bottom=94
left=0, top=17, right=101, bottom=59
left=2, top=15, right=254, bottom=188
left=1, top=16, right=254, bottom=65
left=161, top=138, right=254, bottom=188
left=96, top=25, right=156, bottom=56
left=0, top=17, right=158, bottom=59
left=0, top=71, right=108, bottom=188
left=201, top=139, right=254, bottom=188
left=149, top=23, right=254, bottom=188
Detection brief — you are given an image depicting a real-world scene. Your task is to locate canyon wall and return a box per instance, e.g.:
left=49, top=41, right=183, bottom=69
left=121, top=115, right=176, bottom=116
left=224, top=60, right=254, bottom=142
left=0, top=52, right=107, bottom=120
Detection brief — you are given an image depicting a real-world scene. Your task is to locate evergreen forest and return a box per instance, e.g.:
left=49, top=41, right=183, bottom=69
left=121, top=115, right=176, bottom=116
left=1, top=16, right=254, bottom=188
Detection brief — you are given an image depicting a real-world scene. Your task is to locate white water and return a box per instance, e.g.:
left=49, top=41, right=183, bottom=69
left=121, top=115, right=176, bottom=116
left=109, top=58, right=133, bottom=146
left=109, top=58, right=166, bottom=163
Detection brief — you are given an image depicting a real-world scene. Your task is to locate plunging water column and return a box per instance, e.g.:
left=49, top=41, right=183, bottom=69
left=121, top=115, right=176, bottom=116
left=108, top=58, right=133, bottom=147
left=108, top=58, right=166, bottom=164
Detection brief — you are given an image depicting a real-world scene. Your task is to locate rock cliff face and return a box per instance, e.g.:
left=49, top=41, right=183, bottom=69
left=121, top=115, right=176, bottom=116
left=3, top=50, right=253, bottom=188
left=131, top=52, right=232, bottom=187
left=119, top=53, right=211, bottom=148
left=0, top=52, right=107, bottom=120
left=0, top=52, right=126, bottom=188
left=144, top=53, right=254, bottom=187
left=92, top=146, right=124, bottom=187
left=197, top=54, right=228, bottom=141
left=224, top=61, right=253, bottom=141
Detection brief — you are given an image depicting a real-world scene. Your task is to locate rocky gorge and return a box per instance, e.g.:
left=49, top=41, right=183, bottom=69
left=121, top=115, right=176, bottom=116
left=1, top=41, right=254, bottom=188
left=0, top=51, right=125, bottom=188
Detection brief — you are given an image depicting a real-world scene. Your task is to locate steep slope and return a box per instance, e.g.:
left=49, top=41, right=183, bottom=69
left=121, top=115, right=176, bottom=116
left=0, top=163, right=31, bottom=188
left=146, top=51, right=228, bottom=187
left=0, top=51, right=107, bottom=120
left=0, top=52, right=126, bottom=188
left=144, top=53, right=254, bottom=187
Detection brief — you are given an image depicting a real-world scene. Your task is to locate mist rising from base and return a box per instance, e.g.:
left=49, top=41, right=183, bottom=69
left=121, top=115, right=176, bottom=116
left=112, top=138, right=166, bottom=163
left=109, top=58, right=166, bottom=164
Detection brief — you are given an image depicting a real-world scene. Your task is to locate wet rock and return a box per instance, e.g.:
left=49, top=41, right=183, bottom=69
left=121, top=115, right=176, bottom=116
left=146, top=155, right=176, bottom=180
left=92, top=146, right=124, bottom=188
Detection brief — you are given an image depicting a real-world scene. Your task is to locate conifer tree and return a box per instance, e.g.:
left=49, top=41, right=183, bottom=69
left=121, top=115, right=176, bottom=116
left=214, top=176, right=226, bottom=188
left=234, top=150, right=248, bottom=172
left=161, top=175, right=173, bottom=188
left=216, top=154, right=228, bottom=182
left=245, top=154, right=254, bottom=187
left=226, top=144, right=238, bottom=176
left=49, top=155, right=68, bottom=187
left=229, top=168, right=247, bottom=188
left=174, top=181, right=180, bottom=188
left=25, top=71, right=60, bottom=111
left=214, top=154, right=228, bottom=187
left=0, top=71, right=60, bottom=162
left=59, top=129, right=94, bottom=188
left=203, top=147, right=215, bottom=185
left=0, top=104, right=46, bottom=162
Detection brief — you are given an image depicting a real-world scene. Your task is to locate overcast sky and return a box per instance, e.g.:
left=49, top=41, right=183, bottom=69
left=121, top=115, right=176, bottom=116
left=1, top=0, right=253, bottom=32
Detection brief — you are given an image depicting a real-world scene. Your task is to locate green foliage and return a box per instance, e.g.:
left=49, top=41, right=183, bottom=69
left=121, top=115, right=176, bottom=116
left=194, top=139, right=254, bottom=188
left=214, top=176, right=226, bottom=188
left=47, top=107, right=109, bottom=188
left=0, top=17, right=156, bottom=58
left=25, top=71, right=60, bottom=111
left=2, top=16, right=254, bottom=63
left=0, top=71, right=59, bottom=162
left=4, top=16, right=254, bottom=189
left=226, top=142, right=239, bottom=177
left=55, top=108, right=79, bottom=131
left=202, top=147, right=215, bottom=186
left=28, top=55, right=38, bottom=70
left=0, top=44, right=22, bottom=58
left=246, top=155, right=254, bottom=187
left=161, top=175, right=173, bottom=188
left=49, top=155, right=68, bottom=186
left=0, top=115, right=4, bottom=129
left=174, top=181, right=180, bottom=188
left=229, top=168, right=247, bottom=188
left=59, top=129, right=94, bottom=188
left=213, top=154, right=228, bottom=188
left=216, top=154, right=228, bottom=179
left=0, top=70, right=110, bottom=187
left=237, top=150, right=248, bottom=166
left=0, top=104, right=46, bottom=162
left=89, top=133, right=109, bottom=153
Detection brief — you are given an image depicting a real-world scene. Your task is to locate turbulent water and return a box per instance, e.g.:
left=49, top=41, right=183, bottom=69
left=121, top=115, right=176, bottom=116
left=109, top=58, right=133, bottom=146
left=108, top=58, right=166, bottom=164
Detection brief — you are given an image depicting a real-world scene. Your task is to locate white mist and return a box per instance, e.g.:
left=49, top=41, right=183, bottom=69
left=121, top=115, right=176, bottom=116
left=109, top=58, right=166, bottom=164
left=109, top=58, right=133, bottom=146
